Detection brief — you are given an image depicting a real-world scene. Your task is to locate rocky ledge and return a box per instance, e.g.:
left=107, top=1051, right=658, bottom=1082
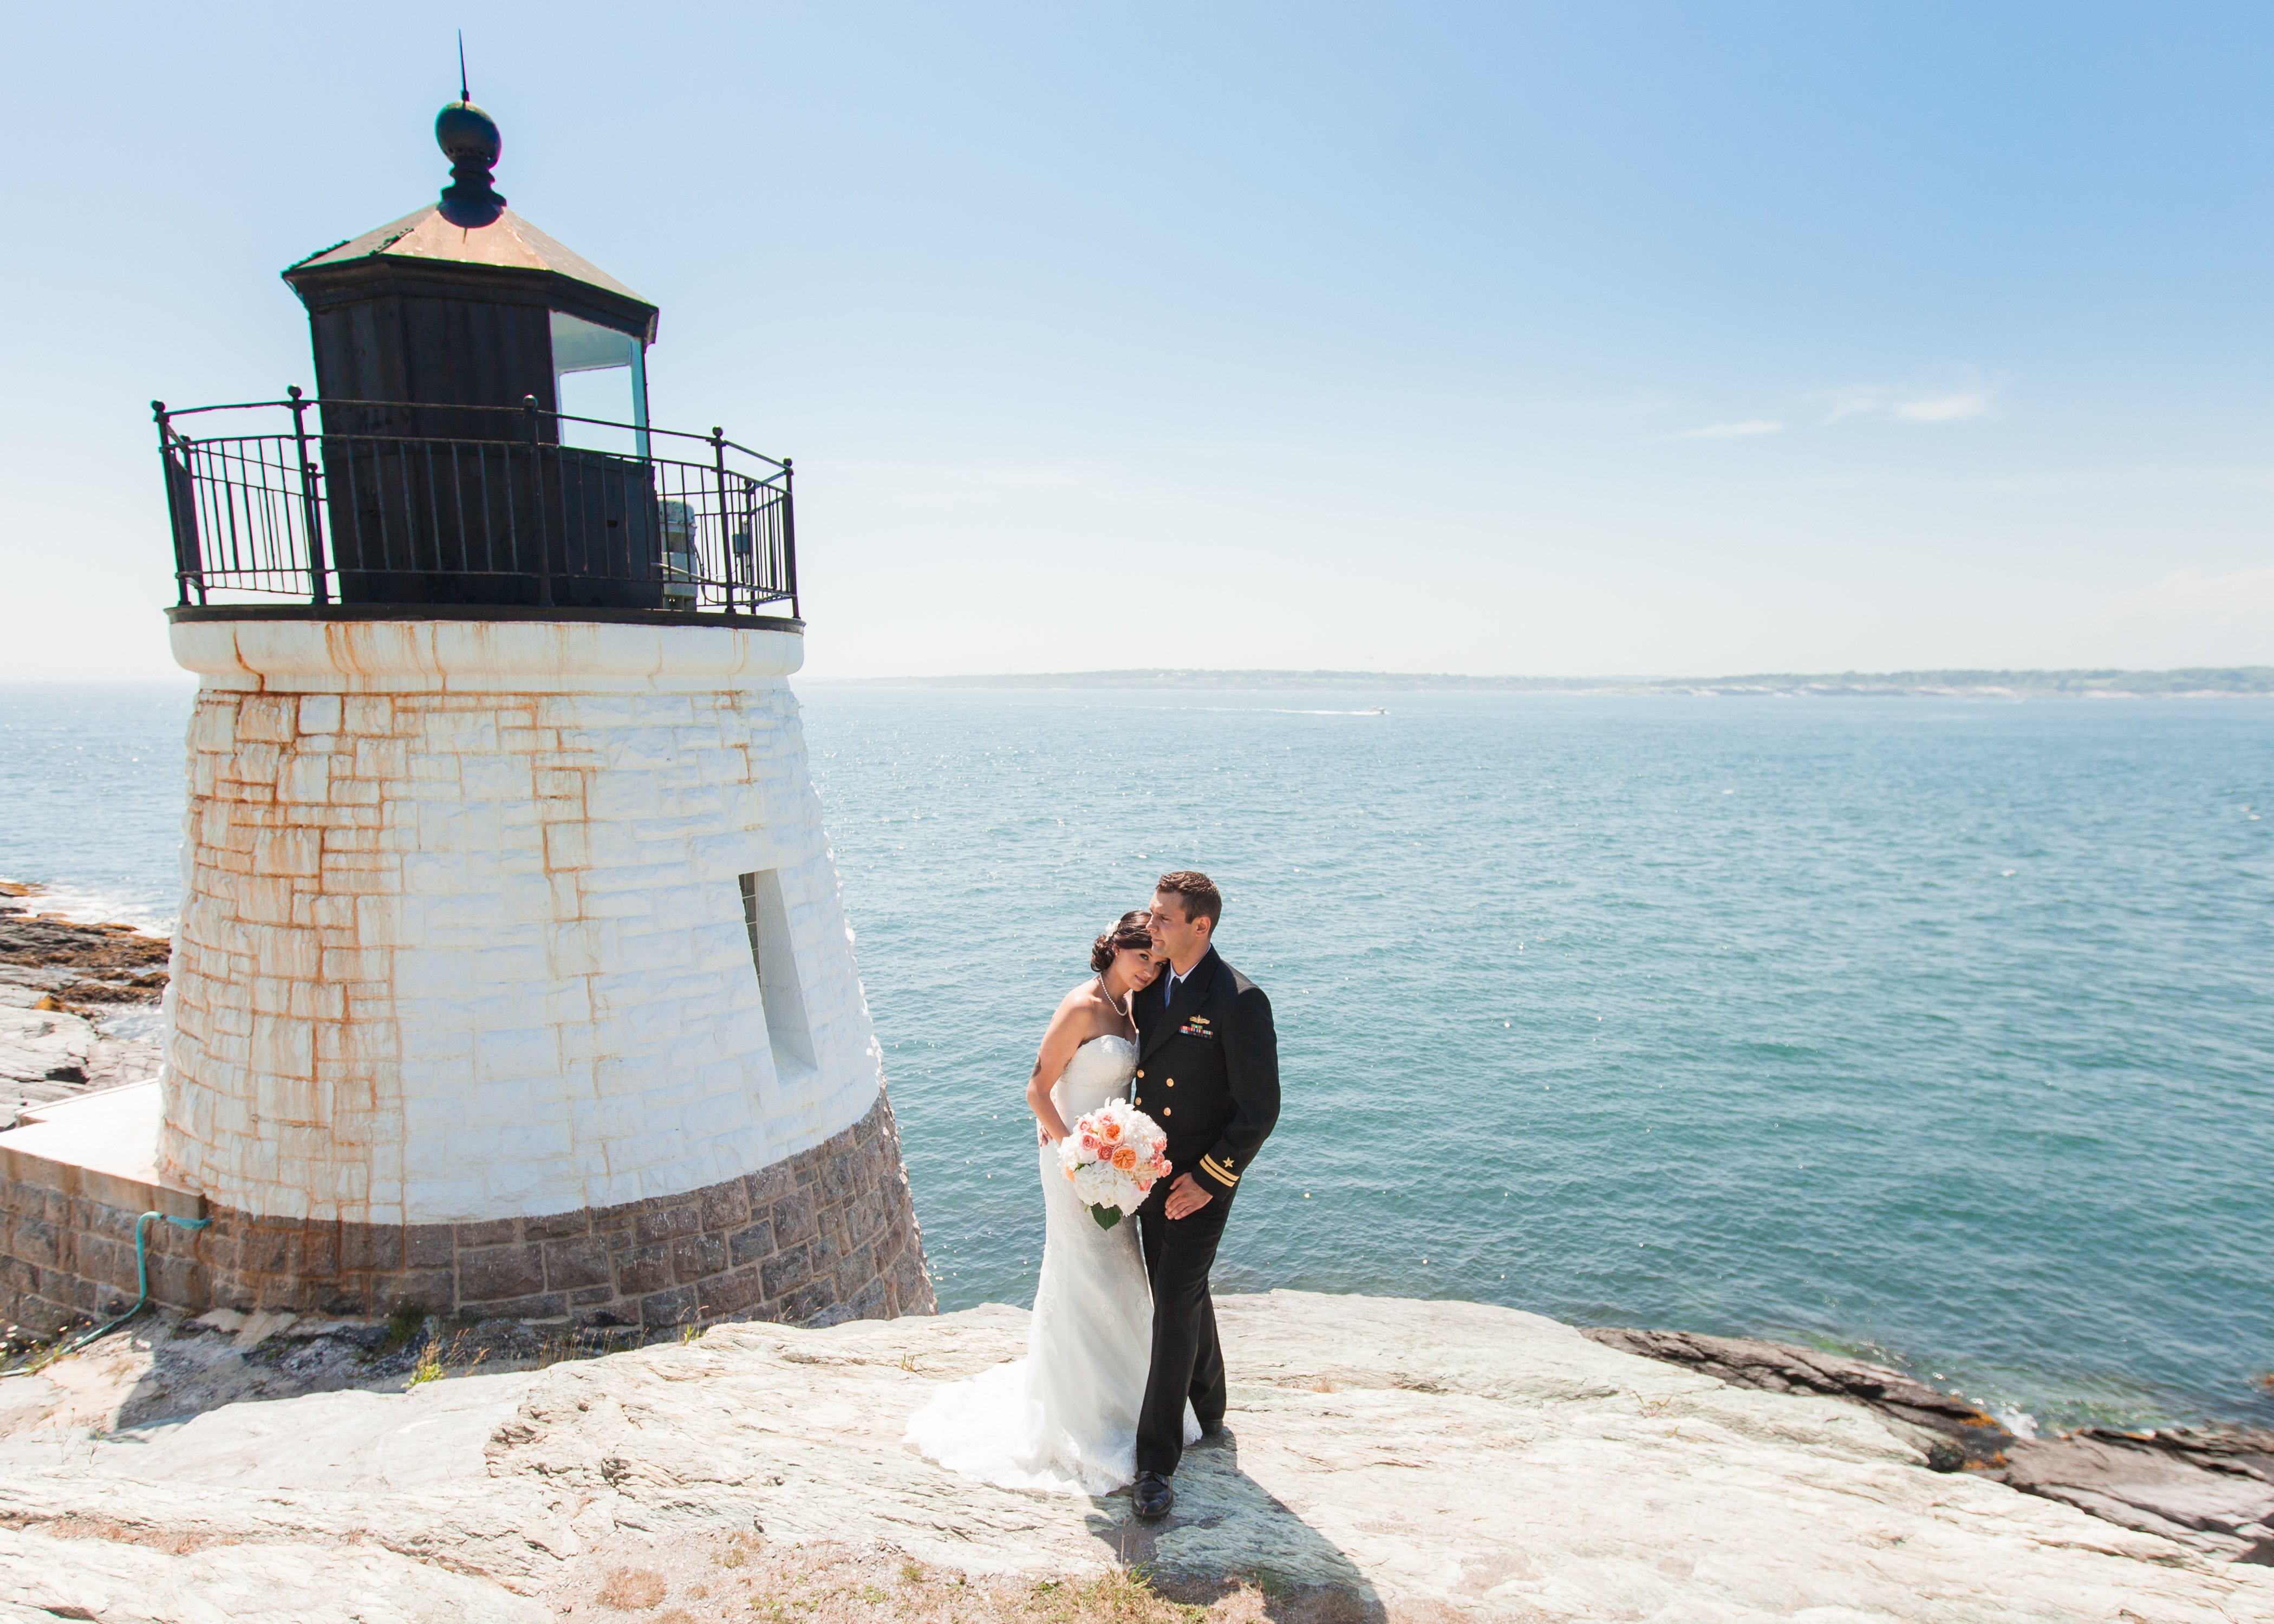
left=0, top=884, right=168, bottom=1126
left=1588, top=1327, right=2274, bottom=1568
left=0, top=1291, right=2269, bottom=1623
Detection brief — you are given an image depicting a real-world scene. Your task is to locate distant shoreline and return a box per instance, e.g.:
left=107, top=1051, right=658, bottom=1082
left=819, top=666, right=2274, bottom=698
left=2, top=668, right=2269, bottom=699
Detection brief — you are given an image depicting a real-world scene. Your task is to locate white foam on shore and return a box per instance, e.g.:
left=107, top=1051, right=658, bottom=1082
left=1, top=881, right=175, bottom=939
left=1995, top=1406, right=2042, bottom=1441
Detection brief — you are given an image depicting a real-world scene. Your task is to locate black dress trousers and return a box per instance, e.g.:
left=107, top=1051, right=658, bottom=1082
left=1126, top=945, right=1277, bottom=1478
left=1135, top=1186, right=1230, bottom=1477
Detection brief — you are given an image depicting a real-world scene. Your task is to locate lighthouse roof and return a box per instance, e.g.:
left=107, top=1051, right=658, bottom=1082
left=283, top=205, right=659, bottom=343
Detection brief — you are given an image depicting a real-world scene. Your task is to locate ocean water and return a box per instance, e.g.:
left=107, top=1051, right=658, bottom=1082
left=0, top=684, right=195, bottom=933
left=3, top=681, right=2269, bottom=1432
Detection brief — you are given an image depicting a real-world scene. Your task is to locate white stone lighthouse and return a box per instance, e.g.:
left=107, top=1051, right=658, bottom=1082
left=0, top=94, right=929, bottom=1333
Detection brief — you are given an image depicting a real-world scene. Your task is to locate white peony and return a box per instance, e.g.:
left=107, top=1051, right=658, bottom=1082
left=1059, top=1101, right=1171, bottom=1228
left=1071, top=1160, right=1136, bottom=1212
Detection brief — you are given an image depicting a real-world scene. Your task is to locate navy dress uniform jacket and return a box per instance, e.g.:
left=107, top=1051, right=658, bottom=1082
left=1131, top=947, right=1279, bottom=1201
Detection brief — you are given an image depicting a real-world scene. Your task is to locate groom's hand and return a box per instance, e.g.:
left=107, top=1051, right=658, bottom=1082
left=1164, top=1172, right=1214, bottom=1220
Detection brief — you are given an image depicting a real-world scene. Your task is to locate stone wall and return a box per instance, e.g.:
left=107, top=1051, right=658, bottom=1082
left=2, top=1092, right=933, bottom=1336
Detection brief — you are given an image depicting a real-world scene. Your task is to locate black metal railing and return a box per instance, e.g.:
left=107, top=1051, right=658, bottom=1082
left=154, top=393, right=797, bottom=619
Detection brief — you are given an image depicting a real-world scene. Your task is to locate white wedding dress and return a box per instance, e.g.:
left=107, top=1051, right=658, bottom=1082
left=904, top=1033, right=1198, bottom=1495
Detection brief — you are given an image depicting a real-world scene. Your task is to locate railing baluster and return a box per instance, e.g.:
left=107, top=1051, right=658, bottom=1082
left=288, top=387, right=328, bottom=605
left=781, top=459, right=798, bottom=621
left=154, top=402, right=204, bottom=606
left=217, top=441, right=246, bottom=585
left=709, top=427, right=732, bottom=616
left=420, top=438, right=440, bottom=577
left=524, top=395, right=552, bottom=608
left=500, top=434, right=520, bottom=585
left=255, top=438, right=278, bottom=586
left=475, top=442, right=495, bottom=577
left=197, top=442, right=223, bottom=603
left=553, top=416, right=580, bottom=594
left=345, top=436, right=367, bottom=593
left=449, top=442, right=469, bottom=577
left=258, top=439, right=279, bottom=585
left=373, top=429, right=398, bottom=580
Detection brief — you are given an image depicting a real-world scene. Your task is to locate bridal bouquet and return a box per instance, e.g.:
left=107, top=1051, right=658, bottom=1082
left=1058, top=1099, right=1171, bottom=1231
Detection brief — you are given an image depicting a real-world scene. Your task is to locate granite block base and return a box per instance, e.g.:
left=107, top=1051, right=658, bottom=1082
left=0, top=1092, right=934, bottom=1336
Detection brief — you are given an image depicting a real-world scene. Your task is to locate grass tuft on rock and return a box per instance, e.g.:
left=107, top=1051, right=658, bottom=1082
left=598, top=1565, right=670, bottom=1610
left=563, top=1539, right=1376, bottom=1624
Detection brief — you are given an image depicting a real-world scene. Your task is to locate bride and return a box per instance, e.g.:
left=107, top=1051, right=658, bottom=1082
left=904, top=910, right=1200, bottom=1494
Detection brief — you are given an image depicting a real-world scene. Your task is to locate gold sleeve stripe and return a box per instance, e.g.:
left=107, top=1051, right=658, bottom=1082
left=1200, top=1156, right=1240, bottom=1185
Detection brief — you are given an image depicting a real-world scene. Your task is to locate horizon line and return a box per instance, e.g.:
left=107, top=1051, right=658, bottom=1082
left=812, top=664, right=2274, bottom=694
left=4, top=664, right=2270, bottom=695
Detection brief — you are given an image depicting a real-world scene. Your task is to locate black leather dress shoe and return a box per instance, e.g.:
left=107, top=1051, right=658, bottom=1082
left=1133, top=1470, right=1175, bottom=1522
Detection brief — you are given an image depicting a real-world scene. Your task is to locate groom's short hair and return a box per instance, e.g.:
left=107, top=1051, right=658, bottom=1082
left=1155, top=871, right=1222, bottom=931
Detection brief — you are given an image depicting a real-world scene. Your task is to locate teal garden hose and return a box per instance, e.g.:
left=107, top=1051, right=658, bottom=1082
left=0, top=1210, right=211, bottom=1378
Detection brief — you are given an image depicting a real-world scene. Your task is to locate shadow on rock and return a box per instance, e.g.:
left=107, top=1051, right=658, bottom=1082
left=1083, top=1429, right=1390, bottom=1623
left=77, top=1311, right=649, bottom=1433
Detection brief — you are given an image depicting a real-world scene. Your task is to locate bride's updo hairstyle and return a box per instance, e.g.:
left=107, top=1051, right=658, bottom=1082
left=1090, top=910, right=1153, bottom=974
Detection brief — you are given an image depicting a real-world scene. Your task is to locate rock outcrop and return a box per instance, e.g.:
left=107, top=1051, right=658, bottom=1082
left=1586, top=1326, right=2274, bottom=1567
left=0, top=886, right=168, bottom=1127
left=0, top=895, right=172, bottom=983
left=0, top=1292, right=2268, bottom=1622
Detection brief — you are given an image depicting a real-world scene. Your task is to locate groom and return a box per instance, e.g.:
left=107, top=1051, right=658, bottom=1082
left=1129, top=871, right=1280, bottom=1521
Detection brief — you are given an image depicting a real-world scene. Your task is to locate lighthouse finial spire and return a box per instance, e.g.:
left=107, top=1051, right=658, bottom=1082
left=435, top=37, right=506, bottom=230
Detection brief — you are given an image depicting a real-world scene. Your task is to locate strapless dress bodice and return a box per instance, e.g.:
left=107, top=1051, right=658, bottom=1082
left=1055, top=1033, right=1137, bottom=1119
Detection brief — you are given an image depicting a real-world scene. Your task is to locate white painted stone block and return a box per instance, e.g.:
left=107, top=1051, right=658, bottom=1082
left=160, top=619, right=884, bottom=1228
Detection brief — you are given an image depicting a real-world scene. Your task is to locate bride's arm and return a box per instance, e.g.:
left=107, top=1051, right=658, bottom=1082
left=1025, top=990, right=1089, bottom=1145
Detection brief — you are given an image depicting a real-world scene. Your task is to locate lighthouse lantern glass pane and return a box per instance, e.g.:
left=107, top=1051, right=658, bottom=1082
left=549, top=310, right=648, bottom=456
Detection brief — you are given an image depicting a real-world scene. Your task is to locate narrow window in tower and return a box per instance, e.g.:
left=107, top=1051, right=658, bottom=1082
left=739, top=870, right=816, bottom=1074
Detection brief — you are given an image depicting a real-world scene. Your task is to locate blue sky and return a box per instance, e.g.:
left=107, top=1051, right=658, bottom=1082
left=3, top=3, right=2269, bottom=679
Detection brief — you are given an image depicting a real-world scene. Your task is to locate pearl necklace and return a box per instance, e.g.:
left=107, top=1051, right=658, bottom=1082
left=1096, top=971, right=1134, bottom=1034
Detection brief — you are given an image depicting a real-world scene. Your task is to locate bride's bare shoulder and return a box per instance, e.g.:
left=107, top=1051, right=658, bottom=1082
left=1048, top=979, right=1105, bottom=1023
left=1049, top=977, right=1120, bottom=1036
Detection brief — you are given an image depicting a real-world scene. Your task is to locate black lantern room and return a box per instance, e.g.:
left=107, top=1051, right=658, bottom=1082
left=157, top=96, right=795, bottom=622
left=283, top=103, right=656, bottom=447
left=273, top=98, right=662, bottom=608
